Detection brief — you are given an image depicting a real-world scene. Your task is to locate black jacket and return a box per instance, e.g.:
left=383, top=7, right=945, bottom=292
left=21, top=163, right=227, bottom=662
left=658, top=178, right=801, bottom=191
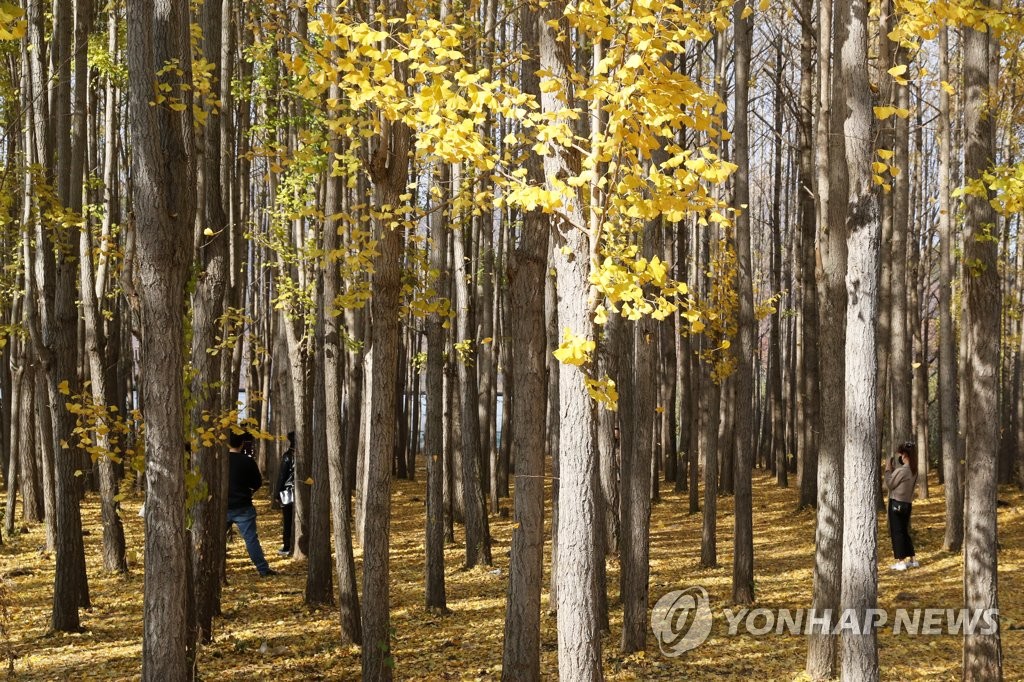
left=228, top=450, right=262, bottom=509
left=275, top=448, right=295, bottom=501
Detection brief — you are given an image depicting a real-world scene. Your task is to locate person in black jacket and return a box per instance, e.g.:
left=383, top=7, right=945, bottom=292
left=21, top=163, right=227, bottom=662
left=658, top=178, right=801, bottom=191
left=226, top=430, right=276, bottom=576
left=274, top=432, right=296, bottom=556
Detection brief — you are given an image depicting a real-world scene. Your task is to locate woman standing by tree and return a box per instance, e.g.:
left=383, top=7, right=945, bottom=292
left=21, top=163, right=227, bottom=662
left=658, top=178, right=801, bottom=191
left=884, top=441, right=918, bottom=571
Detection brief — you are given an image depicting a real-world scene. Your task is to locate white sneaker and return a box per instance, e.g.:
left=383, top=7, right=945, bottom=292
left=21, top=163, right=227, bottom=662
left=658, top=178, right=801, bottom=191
left=908, top=559, right=920, bottom=568
left=891, top=562, right=908, bottom=571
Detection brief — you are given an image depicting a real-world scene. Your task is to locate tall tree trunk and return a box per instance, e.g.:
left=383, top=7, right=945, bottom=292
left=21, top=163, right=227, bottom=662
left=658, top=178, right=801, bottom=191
left=731, top=0, right=755, bottom=605
left=34, top=0, right=90, bottom=631
left=961, top=11, right=1003, bottom=678
left=189, top=0, right=229, bottom=642
left=806, top=0, right=847, bottom=672
left=796, top=0, right=820, bottom=509
left=306, top=283, right=334, bottom=606
left=424, top=165, right=449, bottom=614
left=500, top=17, right=549, bottom=667
left=360, top=76, right=411, bottom=677
left=321, top=82, right=361, bottom=643
left=889, top=44, right=913, bottom=447
left=452, top=163, right=491, bottom=568
left=127, top=0, right=197, bottom=676
left=837, top=0, right=882, bottom=673
left=621, top=222, right=657, bottom=651
left=79, top=215, right=127, bottom=574
left=937, top=26, right=963, bottom=553
left=539, top=2, right=601, bottom=676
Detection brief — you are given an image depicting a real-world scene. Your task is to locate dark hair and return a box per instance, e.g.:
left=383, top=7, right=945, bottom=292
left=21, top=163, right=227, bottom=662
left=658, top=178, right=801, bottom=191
left=897, top=441, right=918, bottom=476
left=287, top=431, right=296, bottom=446
left=228, top=431, right=246, bottom=450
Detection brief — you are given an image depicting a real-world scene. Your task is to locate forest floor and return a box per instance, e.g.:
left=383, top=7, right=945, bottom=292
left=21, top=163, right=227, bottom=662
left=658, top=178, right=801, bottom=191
left=2, top=469, right=1022, bottom=681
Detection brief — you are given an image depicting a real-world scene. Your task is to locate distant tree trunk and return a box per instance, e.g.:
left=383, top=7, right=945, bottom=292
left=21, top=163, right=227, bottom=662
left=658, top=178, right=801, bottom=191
left=545, top=238, right=560, bottom=612
left=837, top=0, right=881, bottom=673
left=889, top=43, right=913, bottom=448
left=19, top=365, right=40, bottom=522
left=806, top=0, right=847, bottom=673
left=34, top=0, right=90, bottom=632
left=731, top=0, right=755, bottom=606
left=961, top=11, right=1003, bottom=678
left=128, top=0, right=197, bottom=677
left=189, top=0, right=229, bottom=642
left=4, top=361, right=22, bottom=538
left=700, top=368, right=720, bottom=568
left=621, top=222, right=657, bottom=652
left=321, top=97, right=361, bottom=639
left=796, top=0, right=820, bottom=509
left=306, top=284, right=334, bottom=606
left=937, top=26, right=963, bottom=553
left=769, top=205, right=786, bottom=486
left=424, top=165, right=449, bottom=614
left=598, top=318, right=620, bottom=553
left=452, top=163, right=491, bottom=568
left=79, top=215, right=127, bottom=574
left=500, top=13, right=548, bottom=667
left=718, top=379, right=735, bottom=496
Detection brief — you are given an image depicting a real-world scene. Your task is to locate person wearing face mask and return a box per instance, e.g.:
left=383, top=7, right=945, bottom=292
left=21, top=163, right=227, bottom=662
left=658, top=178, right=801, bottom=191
left=884, top=441, right=919, bottom=571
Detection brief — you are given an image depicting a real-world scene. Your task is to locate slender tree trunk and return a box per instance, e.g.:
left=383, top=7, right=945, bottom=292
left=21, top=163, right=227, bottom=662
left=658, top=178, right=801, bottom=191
left=306, top=282, right=334, bottom=606
left=424, top=165, right=449, bottom=613
left=79, top=216, right=128, bottom=574
left=797, top=0, right=820, bottom=509
left=539, top=2, right=601, bottom=676
left=837, top=0, right=882, bottom=673
left=360, top=87, right=411, bottom=677
left=128, top=0, right=197, bottom=676
left=961, top=12, right=1003, bottom=678
left=452, top=163, right=491, bottom=568
left=189, top=0, right=229, bottom=642
left=806, top=0, right=847, bottom=672
left=731, top=0, right=755, bottom=605
left=500, top=19, right=549, bottom=667
left=621, top=223, right=657, bottom=651
left=321, top=145, right=362, bottom=639
left=937, top=26, right=963, bottom=553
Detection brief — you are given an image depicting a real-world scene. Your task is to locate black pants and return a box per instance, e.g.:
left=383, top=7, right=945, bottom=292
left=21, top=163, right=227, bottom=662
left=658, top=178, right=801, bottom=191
left=888, top=498, right=915, bottom=559
left=281, top=503, right=294, bottom=552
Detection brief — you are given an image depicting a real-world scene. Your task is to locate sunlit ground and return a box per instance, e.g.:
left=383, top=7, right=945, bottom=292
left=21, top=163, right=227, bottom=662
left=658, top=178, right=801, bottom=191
left=3, top=466, right=1021, bottom=680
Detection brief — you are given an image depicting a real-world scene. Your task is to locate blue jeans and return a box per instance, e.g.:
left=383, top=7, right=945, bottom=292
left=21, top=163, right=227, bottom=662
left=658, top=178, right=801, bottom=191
left=227, top=505, right=271, bottom=575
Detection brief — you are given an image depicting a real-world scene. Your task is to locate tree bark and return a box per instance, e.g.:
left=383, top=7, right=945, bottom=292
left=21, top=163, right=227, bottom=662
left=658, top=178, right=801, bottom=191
left=731, top=0, right=755, bottom=606
left=127, top=0, right=197, bottom=676
left=360, top=85, right=411, bottom=677
left=961, top=13, right=1004, bottom=679
left=937, top=26, right=963, bottom=553
left=452, top=163, right=491, bottom=568
left=837, top=0, right=882, bottom=674
left=424, top=165, right=449, bottom=613
left=796, top=0, right=820, bottom=510
left=500, top=17, right=549, bottom=667
left=323, top=82, right=362, bottom=642
left=806, top=0, right=847, bottom=672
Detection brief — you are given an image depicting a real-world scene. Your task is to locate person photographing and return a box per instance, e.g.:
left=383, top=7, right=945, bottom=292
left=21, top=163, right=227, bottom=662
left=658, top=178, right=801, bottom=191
left=884, top=441, right=919, bottom=571
left=226, top=430, right=277, bottom=577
